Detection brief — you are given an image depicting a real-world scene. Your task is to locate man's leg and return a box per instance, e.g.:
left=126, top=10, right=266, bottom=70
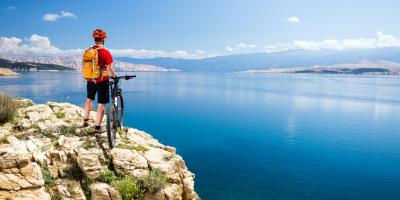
left=96, top=103, right=105, bottom=127
left=84, top=81, right=96, bottom=127
left=84, top=98, right=93, bottom=120
left=95, top=81, right=110, bottom=131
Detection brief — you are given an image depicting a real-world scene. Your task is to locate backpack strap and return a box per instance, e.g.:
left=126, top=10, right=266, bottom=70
left=93, top=46, right=106, bottom=79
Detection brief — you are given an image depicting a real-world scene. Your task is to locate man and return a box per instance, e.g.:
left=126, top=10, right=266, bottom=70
left=83, top=29, right=115, bottom=131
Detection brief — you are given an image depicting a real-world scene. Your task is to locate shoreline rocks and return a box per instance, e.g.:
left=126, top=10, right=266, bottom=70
left=0, top=68, right=19, bottom=76
left=0, top=99, right=200, bottom=200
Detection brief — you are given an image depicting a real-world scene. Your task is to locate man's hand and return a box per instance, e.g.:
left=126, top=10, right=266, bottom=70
left=106, top=64, right=116, bottom=77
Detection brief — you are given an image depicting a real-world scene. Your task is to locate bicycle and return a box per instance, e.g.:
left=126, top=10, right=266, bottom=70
left=106, top=75, right=136, bottom=149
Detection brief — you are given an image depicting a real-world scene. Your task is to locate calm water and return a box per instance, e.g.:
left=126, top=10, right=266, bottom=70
left=1, top=72, right=400, bottom=200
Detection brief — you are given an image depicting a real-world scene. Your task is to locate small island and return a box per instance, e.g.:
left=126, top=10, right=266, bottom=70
left=241, top=60, right=400, bottom=75
left=0, top=68, right=19, bottom=76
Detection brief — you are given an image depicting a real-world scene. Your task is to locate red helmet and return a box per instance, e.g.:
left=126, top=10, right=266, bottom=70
left=93, top=29, right=107, bottom=39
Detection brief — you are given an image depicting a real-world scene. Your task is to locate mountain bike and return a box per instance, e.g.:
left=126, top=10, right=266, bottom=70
left=106, top=75, right=136, bottom=149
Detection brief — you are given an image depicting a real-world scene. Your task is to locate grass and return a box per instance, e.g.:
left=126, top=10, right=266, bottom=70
left=60, top=125, right=77, bottom=136
left=40, top=143, right=53, bottom=152
left=139, top=168, right=167, bottom=194
left=0, top=93, right=17, bottom=124
left=98, top=168, right=118, bottom=184
left=30, top=123, right=40, bottom=129
left=54, top=111, right=65, bottom=119
left=82, top=139, right=98, bottom=150
left=116, top=143, right=149, bottom=152
left=41, top=166, right=55, bottom=188
left=111, top=176, right=144, bottom=200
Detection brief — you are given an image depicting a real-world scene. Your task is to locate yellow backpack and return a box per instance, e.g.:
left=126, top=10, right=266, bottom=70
left=82, top=47, right=108, bottom=79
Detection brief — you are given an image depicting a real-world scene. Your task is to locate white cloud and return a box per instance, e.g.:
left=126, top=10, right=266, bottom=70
left=226, top=42, right=256, bottom=52
left=7, top=6, right=15, bottom=10
left=0, top=34, right=216, bottom=59
left=43, top=11, right=77, bottom=22
left=0, top=35, right=81, bottom=55
left=287, top=16, right=300, bottom=23
left=264, top=32, right=400, bottom=53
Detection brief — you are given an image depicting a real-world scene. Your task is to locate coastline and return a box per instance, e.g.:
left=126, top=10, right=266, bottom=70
left=0, top=68, right=19, bottom=76
left=0, top=98, right=199, bottom=200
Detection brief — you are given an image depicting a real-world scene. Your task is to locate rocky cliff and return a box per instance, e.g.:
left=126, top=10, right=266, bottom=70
left=0, top=99, right=199, bottom=200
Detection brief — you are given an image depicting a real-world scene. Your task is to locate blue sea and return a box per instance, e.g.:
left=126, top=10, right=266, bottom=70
left=1, top=71, right=400, bottom=200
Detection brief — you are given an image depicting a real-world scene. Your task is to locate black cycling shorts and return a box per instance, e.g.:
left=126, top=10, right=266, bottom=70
left=87, top=80, right=110, bottom=104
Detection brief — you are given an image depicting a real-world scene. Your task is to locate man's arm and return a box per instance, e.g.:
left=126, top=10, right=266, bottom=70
left=106, top=64, right=115, bottom=77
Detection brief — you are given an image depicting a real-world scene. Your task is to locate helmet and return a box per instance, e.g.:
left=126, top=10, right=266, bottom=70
left=92, top=29, right=107, bottom=39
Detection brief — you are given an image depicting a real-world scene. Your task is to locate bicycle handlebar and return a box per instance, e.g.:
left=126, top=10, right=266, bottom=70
left=111, top=75, right=136, bottom=81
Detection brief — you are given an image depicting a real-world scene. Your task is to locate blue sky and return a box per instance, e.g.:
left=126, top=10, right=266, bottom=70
left=1, top=0, right=400, bottom=58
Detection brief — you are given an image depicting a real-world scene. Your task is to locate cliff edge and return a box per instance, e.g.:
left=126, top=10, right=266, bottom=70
left=0, top=99, right=199, bottom=200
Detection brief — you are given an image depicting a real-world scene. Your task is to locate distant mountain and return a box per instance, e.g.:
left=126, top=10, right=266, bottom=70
left=0, top=55, right=178, bottom=72
left=242, top=60, right=400, bottom=75
left=117, top=47, right=400, bottom=72
left=0, top=57, right=72, bottom=71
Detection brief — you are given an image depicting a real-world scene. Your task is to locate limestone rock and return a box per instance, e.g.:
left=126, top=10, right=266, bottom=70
left=55, top=179, right=86, bottom=200
left=77, top=152, right=103, bottom=180
left=90, top=182, right=121, bottom=200
left=0, top=99, right=200, bottom=199
left=0, top=186, right=51, bottom=200
left=0, top=162, right=44, bottom=190
left=0, top=152, right=30, bottom=169
left=110, top=148, right=149, bottom=177
left=143, top=148, right=182, bottom=183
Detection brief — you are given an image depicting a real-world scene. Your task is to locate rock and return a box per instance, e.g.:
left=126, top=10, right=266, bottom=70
left=182, top=171, right=200, bottom=200
left=0, top=152, right=30, bottom=169
left=55, top=179, right=86, bottom=200
left=90, top=182, right=121, bottom=200
left=0, top=187, right=50, bottom=200
left=110, top=148, right=149, bottom=177
left=77, top=152, right=103, bottom=181
left=25, top=105, right=54, bottom=123
left=143, top=148, right=182, bottom=183
left=0, top=68, right=19, bottom=76
left=0, top=162, right=44, bottom=190
left=0, top=99, right=200, bottom=199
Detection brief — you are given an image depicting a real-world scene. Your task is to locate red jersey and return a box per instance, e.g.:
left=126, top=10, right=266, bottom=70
left=87, top=45, right=113, bottom=83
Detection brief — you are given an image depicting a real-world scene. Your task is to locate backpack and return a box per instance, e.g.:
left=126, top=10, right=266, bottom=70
left=82, top=47, right=108, bottom=79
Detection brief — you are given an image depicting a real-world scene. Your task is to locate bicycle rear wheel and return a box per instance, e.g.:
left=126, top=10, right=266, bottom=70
left=106, top=105, right=117, bottom=149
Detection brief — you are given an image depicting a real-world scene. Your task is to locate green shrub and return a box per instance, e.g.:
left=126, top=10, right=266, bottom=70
left=0, top=93, right=17, bottom=124
left=54, top=111, right=65, bottom=119
left=98, top=168, right=117, bottom=184
left=82, top=139, right=98, bottom=150
left=116, top=143, right=149, bottom=152
left=140, top=168, right=166, bottom=194
left=41, top=166, right=55, bottom=188
left=111, top=176, right=144, bottom=200
left=60, top=125, right=77, bottom=136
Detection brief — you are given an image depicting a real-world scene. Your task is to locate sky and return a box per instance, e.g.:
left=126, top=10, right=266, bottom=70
left=1, top=0, right=400, bottom=58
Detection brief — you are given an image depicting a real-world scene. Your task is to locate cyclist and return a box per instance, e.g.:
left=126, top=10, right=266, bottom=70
left=83, top=29, right=115, bottom=132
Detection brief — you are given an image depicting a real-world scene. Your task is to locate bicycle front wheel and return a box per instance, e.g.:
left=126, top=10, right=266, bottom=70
left=106, top=105, right=117, bottom=149
left=117, top=93, right=124, bottom=128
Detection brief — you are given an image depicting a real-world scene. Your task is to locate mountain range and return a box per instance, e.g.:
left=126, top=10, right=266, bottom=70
left=117, top=47, right=400, bottom=72
left=2, top=47, right=400, bottom=73
left=0, top=55, right=178, bottom=72
left=0, top=57, right=72, bottom=71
